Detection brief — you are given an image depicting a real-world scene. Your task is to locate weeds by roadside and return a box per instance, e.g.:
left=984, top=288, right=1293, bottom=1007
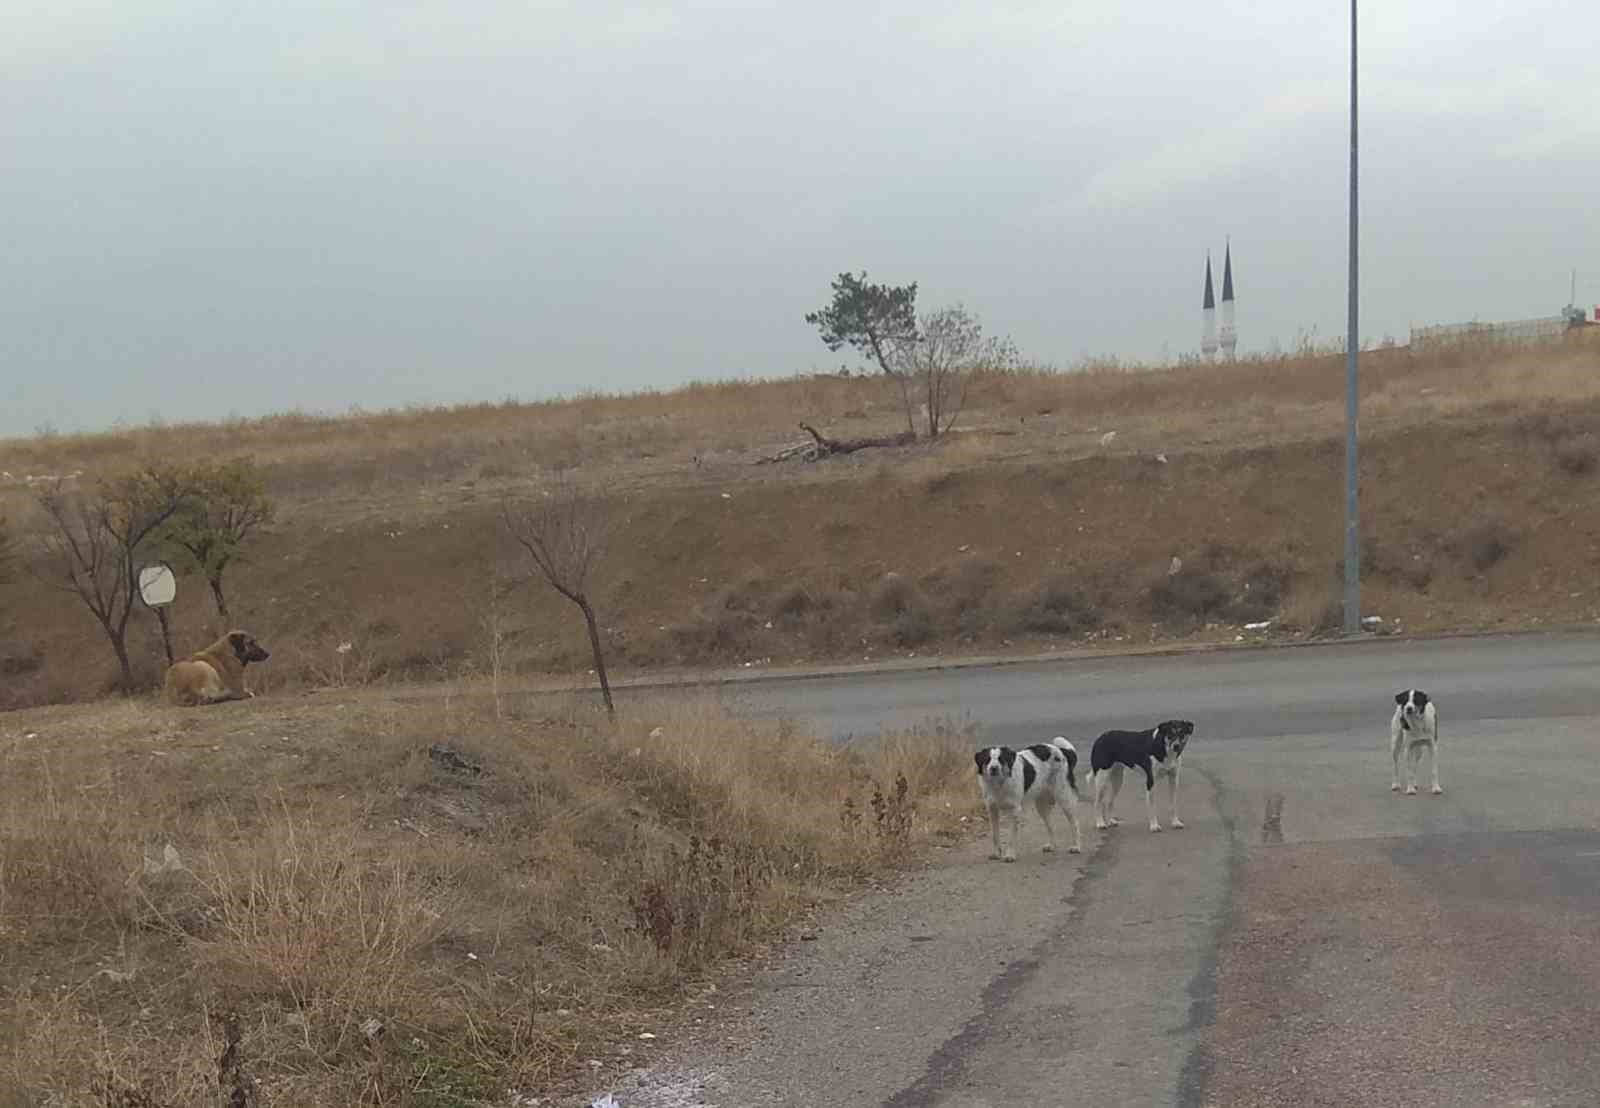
left=0, top=693, right=975, bottom=1105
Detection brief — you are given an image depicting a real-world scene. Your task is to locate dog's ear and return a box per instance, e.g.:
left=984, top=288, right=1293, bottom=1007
left=1395, top=691, right=1408, bottom=706
left=1414, top=691, right=1429, bottom=709
left=228, top=632, right=249, bottom=662
left=974, top=750, right=989, bottom=770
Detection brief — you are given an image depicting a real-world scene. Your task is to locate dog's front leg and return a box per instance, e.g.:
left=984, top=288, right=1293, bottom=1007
left=1168, top=765, right=1184, bottom=829
left=1004, top=809, right=1021, bottom=862
left=1062, top=795, right=1082, bottom=853
left=1095, top=769, right=1121, bottom=829
left=1144, top=765, right=1161, bottom=832
left=1405, top=742, right=1422, bottom=795
left=1107, top=764, right=1124, bottom=826
left=1390, top=727, right=1404, bottom=792
left=1036, top=796, right=1057, bottom=853
left=987, top=804, right=1003, bottom=861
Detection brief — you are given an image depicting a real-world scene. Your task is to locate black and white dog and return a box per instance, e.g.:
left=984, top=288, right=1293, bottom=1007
left=1087, top=720, right=1194, bottom=833
left=1390, top=689, right=1441, bottom=795
left=974, top=738, right=1084, bottom=861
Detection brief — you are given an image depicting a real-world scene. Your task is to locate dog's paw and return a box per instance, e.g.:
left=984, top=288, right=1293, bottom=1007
left=1002, top=854, right=1017, bottom=863
left=1172, top=818, right=1186, bottom=830
left=1108, top=817, right=1121, bottom=827
left=1068, top=845, right=1082, bottom=854
left=1405, top=786, right=1418, bottom=796
left=1391, top=782, right=1401, bottom=792
left=1094, top=820, right=1109, bottom=830
left=1431, top=785, right=1444, bottom=795
left=1041, top=843, right=1055, bottom=853
left=1149, top=823, right=1163, bottom=833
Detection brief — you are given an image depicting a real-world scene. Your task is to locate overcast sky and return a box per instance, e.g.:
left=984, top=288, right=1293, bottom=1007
left=3, top=1, right=1596, bottom=436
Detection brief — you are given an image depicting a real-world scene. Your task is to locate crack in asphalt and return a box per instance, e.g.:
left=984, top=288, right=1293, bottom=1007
left=880, top=829, right=1122, bottom=1108
left=1176, top=766, right=1242, bottom=1108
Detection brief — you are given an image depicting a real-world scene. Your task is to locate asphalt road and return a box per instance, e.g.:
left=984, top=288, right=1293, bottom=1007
left=721, top=632, right=1600, bottom=746
left=611, top=634, right=1600, bottom=1108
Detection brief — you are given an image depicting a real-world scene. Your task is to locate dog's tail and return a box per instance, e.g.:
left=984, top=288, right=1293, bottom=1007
left=1051, top=737, right=1090, bottom=800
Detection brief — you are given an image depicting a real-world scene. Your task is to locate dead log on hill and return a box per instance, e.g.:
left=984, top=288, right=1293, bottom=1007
left=754, top=441, right=818, bottom=464
left=799, top=423, right=917, bottom=456
left=754, top=423, right=917, bottom=464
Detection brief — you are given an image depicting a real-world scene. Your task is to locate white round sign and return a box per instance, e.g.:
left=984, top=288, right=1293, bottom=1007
left=138, top=563, right=177, bottom=607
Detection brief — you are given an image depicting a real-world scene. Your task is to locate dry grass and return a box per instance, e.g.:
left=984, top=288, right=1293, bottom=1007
left=4, top=335, right=1600, bottom=709
left=4, top=335, right=1596, bottom=509
left=0, top=691, right=974, bottom=1105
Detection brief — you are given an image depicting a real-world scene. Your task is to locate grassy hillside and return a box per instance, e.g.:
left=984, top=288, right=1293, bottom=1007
left=0, top=691, right=972, bottom=1104
left=4, top=336, right=1600, bottom=708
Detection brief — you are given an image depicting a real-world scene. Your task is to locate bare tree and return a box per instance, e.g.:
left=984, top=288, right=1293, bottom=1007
left=0, top=514, right=13, bottom=589
left=894, top=305, right=1019, bottom=440
left=34, top=467, right=190, bottom=691
left=0, top=514, right=14, bottom=623
left=474, top=566, right=516, bottom=721
left=500, top=477, right=615, bottom=717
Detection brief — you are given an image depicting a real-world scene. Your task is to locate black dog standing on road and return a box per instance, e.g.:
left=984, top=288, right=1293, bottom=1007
left=1087, top=720, right=1195, bottom=833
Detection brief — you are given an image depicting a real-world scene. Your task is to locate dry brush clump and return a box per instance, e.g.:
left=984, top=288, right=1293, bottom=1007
left=1449, top=518, right=1518, bottom=574
left=0, top=694, right=975, bottom=1105
left=1142, top=545, right=1293, bottom=630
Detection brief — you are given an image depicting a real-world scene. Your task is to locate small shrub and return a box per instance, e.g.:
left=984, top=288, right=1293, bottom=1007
left=868, top=573, right=922, bottom=620
left=91, top=1076, right=171, bottom=1108
left=0, top=644, right=43, bottom=677
left=770, top=581, right=815, bottom=621
left=1282, top=589, right=1343, bottom=635
left=628, top=835, right=774, bottom=968
left=1554, top=433, right=1600, bottom=476
left=890, top=606, right=935, bottom=648
left=1146, top=568, right=1231, bottom=625
left=668, top=593, right=768, bottom=662
left=1015, top=574, right=1103, bottom=634
left=926, top=557, right=1002, bottom=635
left=1362, top=537, right=1434, bottom=591
left=870, top=774, right=914, bottom=849
left=1453, top=519, right=1516, bottom=573
left=1233, top=561, right=1292, bottom=622
left=715, top=573, right=769, bottom=614
left=866, top=574, right=934, bottom=647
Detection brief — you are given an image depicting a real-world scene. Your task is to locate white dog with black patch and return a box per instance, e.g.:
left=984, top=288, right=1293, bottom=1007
left=974, top=738, right=1083, bottom=861
left=1391, top=689, right=1441, bottom=795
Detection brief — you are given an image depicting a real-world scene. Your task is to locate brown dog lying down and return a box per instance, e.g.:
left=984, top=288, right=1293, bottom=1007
left=164, top=630, right=270, bottom=706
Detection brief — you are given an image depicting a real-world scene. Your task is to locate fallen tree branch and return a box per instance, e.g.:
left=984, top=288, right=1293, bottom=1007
left=798, top=423, right=917, bottom=456
left=754, top=423, right=918, bottom=465
left=754, top=442, right=818, bottom=465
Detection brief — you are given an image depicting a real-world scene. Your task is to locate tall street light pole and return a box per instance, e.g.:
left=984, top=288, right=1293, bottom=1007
left=1343, top=0, right=1361, bottom=635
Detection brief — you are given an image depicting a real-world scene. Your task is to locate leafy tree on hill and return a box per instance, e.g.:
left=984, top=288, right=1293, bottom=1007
left=806, top=271, right=920, bottom=435
left=165, top=458, right=274, bottom=626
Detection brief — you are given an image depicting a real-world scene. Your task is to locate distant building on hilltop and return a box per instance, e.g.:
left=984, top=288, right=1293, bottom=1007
left=1201, top=254, right=1218, bottom=361
left=1200, top=246, right=1236, bottom=361
left=1219, top=242, right=1237, bottom=360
